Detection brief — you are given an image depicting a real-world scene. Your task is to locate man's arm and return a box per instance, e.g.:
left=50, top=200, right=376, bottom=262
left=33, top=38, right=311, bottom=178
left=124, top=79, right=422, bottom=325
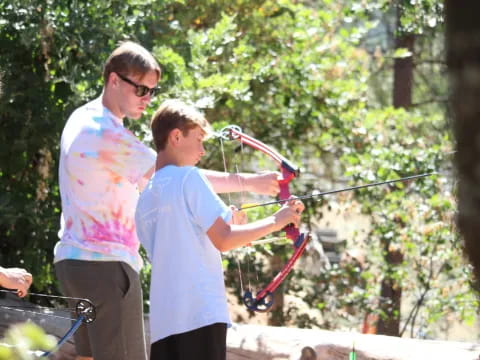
left=0, top=266, right=32, bottom=298
left=201, top=169, right=280, bottom=196
left=138, top=165, right=155, bottom=192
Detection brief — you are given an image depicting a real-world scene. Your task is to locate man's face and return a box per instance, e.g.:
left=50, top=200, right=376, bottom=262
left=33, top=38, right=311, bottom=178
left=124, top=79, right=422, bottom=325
left=117, top=70, right=159, bottom=119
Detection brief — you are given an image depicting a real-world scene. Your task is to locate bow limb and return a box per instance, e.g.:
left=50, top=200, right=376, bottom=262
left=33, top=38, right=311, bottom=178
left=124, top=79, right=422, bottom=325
left=39, top=298, right=95, bottom=357
left=39, top=315, right=84, bottom=357
left=221, top=125, right=310, bottom=312
left=243, top=232, right=310, bottom=312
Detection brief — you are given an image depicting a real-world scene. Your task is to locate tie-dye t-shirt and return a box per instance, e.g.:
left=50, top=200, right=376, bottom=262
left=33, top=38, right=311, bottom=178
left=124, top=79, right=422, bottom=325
left=54, top=97, right=156, bottom=272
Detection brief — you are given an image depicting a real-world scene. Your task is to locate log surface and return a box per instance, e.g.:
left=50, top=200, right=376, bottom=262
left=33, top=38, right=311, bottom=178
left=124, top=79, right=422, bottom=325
left=226, top=323, right=480, bottom=360
left=1, top=295, right=479, bottom=360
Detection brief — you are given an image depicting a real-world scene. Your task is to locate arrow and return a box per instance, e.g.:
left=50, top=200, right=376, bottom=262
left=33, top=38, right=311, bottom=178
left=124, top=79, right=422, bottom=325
left=241, top=172, right=436, bottom=210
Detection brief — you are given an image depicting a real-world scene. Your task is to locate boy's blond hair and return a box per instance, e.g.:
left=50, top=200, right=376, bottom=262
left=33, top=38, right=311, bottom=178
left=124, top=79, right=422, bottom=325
left=151, top=99, right=213, bottom=151
left=103, top=41, right=161, bottom=84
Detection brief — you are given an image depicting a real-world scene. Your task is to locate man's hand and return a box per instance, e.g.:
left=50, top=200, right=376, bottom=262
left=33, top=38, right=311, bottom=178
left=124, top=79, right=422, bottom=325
left=244, top=171, right=280, bottom=196
left=0, top=267, right=33, bottom=297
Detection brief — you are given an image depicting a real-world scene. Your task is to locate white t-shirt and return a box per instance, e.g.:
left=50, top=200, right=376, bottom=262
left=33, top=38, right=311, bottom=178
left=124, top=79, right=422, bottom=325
left=135, top=165, right=232, bottom=343
left=55, top=97, right=156, bottom=272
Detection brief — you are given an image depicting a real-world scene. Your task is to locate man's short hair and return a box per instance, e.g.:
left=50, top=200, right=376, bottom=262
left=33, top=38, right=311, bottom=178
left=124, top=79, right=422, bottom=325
left=151, top=99, right=213, bottom=151
left=103, top=41, right=161, bottom=84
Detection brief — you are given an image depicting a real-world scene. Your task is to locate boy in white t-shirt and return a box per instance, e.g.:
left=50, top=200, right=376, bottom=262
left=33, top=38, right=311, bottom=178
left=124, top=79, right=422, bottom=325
left=135, top=99, right=304, bottom=360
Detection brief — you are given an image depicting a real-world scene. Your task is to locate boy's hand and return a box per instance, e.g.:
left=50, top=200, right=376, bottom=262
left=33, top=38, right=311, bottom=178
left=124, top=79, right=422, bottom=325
left=0, top=267, right=33, bottom=298
left=244, top=171, right=280, bottom=196
left=273, top=197, right=304, bottom=231
left=229, top=205, right=248, bottom=225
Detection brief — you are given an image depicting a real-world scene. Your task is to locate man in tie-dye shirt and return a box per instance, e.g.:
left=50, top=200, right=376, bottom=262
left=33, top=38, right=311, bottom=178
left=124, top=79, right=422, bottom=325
left=54, top=41, right=280, bottom=360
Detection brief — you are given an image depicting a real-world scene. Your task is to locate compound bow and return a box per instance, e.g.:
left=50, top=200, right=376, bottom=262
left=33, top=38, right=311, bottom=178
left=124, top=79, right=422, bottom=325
left=0, top=289, right=96, bottom=357
left=218, top=125, right=311, bottom=312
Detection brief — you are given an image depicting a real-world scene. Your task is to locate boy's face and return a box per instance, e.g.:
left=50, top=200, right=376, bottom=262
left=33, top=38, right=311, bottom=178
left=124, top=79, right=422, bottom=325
left=178, top=126, right=206, bottom=166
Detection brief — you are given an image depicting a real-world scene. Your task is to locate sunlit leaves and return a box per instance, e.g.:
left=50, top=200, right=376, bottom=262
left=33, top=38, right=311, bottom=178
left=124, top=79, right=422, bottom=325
left=0, top=323, right=56, bottom=360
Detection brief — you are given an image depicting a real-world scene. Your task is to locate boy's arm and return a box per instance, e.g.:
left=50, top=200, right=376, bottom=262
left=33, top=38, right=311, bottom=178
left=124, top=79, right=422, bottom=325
left=201, top=169, right=279, bottom=196
left=207, top=199, right=304, bottom=252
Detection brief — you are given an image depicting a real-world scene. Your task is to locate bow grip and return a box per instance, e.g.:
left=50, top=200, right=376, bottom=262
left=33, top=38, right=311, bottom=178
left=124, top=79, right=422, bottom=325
left=278, top=162, right=301, bottom=243
left=285, top=224, right=302, bottom=245
left=278, top=162, right=298, bottom=199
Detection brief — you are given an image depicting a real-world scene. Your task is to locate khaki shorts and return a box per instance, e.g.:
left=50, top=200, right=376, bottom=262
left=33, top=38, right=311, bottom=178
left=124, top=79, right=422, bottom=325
left=55, top=260, right=147, bottom=360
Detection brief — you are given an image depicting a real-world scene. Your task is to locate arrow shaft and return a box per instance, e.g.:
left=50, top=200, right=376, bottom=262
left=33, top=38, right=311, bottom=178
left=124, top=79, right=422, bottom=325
left=242, top=172, right=435, bottom=210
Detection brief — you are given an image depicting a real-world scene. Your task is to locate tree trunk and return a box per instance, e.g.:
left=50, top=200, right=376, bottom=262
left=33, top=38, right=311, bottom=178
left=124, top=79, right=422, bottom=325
left=446, top=0, right=480, bottom=290
left=376, top=2, right=415, bottom=337
left=376, top=246, right=404, bottom=336
left=393, top=33, right=415, bottom=108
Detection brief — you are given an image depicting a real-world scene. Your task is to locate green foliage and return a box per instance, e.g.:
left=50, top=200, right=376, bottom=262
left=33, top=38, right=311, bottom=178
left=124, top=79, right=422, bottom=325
left=389, top=0, right=444, bottom=35
left=0, top=322, right=56, bottom=360
left=306, top=106, right=477, bottom=336
left=1, top=0, right=69, bottom=290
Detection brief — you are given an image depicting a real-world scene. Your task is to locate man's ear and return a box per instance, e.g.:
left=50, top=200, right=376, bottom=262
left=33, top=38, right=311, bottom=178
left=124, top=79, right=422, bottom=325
left=107, top=72, right=120, bottom=89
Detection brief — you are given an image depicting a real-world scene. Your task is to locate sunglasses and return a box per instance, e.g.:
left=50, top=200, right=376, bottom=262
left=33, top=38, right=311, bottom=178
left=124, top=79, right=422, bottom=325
left=116, top=72, right=160, bottom=97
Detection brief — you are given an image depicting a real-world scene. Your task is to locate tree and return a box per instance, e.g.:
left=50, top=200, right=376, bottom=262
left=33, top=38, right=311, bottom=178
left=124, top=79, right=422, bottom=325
left=445, top=0, right=480, bottom=291
left=358, top=0, right=457, bottom=338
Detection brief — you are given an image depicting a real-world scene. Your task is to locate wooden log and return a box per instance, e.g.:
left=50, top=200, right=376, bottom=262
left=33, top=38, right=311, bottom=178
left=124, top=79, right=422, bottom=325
left=2, top=294, right=479, bottom=360
left=226, top=323, right=480, bottom=360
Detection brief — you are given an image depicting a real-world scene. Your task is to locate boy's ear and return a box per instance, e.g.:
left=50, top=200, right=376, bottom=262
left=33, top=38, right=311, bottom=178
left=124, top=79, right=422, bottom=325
left=169, top=128, right=182, bottom=146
